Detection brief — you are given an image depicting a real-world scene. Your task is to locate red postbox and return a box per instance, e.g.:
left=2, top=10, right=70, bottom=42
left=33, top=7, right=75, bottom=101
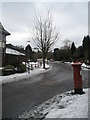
left=72, top=62, right=84, bottom=94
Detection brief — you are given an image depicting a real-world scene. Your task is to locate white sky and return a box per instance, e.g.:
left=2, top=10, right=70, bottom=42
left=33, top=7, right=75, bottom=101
left=0, top=1, right=88, bottom=49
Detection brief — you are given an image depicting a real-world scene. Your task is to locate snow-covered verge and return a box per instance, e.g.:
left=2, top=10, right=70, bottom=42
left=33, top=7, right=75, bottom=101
left=0, top=64, right=51, bottom=84
left=18, top=88, right=89, bottom=119
left=82, top=63, right=90, bottom=69
left=46, top=89, right=88, bottom=118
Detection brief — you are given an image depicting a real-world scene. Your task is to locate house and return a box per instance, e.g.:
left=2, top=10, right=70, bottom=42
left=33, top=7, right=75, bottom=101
left=5, top=44, right=25, bottom=66
left=0, top=23, right=26, bottom=76
left=0, top=22, right=10, bottom=67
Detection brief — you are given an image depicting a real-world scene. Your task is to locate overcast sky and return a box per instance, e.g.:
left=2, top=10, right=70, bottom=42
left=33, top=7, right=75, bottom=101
left=0, top=2, right=88, bottom=49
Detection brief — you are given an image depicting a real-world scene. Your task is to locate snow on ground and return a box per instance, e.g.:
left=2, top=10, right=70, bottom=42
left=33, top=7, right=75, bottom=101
left=64, top=62, right=71, bottom=65
left=81, top=63, right=90, bottom=70
left=18, top=88, right=88, bottom=119
left=0, top=67, right=3, bottom=70
left=41, top=63, right=50, bottom=69
left=64, top=62, right=90, bottom=71
left=0, top=64, right=51, bottom=84
left=46, top=89, right=88, bottom=118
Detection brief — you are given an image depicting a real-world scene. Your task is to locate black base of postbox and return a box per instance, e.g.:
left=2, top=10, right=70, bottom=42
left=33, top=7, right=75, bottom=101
left=74, top=88, right=85, bottom=95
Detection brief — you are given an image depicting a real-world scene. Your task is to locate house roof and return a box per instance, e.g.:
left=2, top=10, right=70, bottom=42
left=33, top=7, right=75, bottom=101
left=0, top=22, right=11, bottom=36
left=6, top=48, right=25, bottom=56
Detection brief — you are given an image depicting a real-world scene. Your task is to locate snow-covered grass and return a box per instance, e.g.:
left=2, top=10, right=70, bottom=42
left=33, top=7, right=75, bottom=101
left=18, top=88, right=89, bottom=119
left=0, top=63, right=51, bottom=84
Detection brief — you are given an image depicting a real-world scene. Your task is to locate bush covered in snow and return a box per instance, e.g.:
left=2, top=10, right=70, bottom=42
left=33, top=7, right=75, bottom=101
left=2, top=64, right=26, bottom=76
left=16, top=64, right=26, bottom=73
left=2, top=65, right=15, bottom=76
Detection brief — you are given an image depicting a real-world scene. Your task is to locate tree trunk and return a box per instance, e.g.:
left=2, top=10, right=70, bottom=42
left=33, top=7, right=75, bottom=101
left=43, top=57, right=45, bottom=69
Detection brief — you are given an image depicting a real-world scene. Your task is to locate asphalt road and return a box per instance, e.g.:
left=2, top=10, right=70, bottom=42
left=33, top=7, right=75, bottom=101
left=2, top=62, right=88, bottom=119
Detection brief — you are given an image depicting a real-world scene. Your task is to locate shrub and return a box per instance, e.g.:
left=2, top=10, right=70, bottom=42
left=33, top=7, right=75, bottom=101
left=16, top=64, right=26, bottom=73
left=2, top=65, right=15, bottom=76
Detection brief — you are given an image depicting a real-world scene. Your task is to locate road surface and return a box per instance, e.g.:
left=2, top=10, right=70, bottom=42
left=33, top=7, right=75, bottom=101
left=2, top=62, right=88, bottom=118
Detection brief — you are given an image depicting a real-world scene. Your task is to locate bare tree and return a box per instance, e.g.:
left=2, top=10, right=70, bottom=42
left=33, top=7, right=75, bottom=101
left=33, top=12, right=59, bottom=69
